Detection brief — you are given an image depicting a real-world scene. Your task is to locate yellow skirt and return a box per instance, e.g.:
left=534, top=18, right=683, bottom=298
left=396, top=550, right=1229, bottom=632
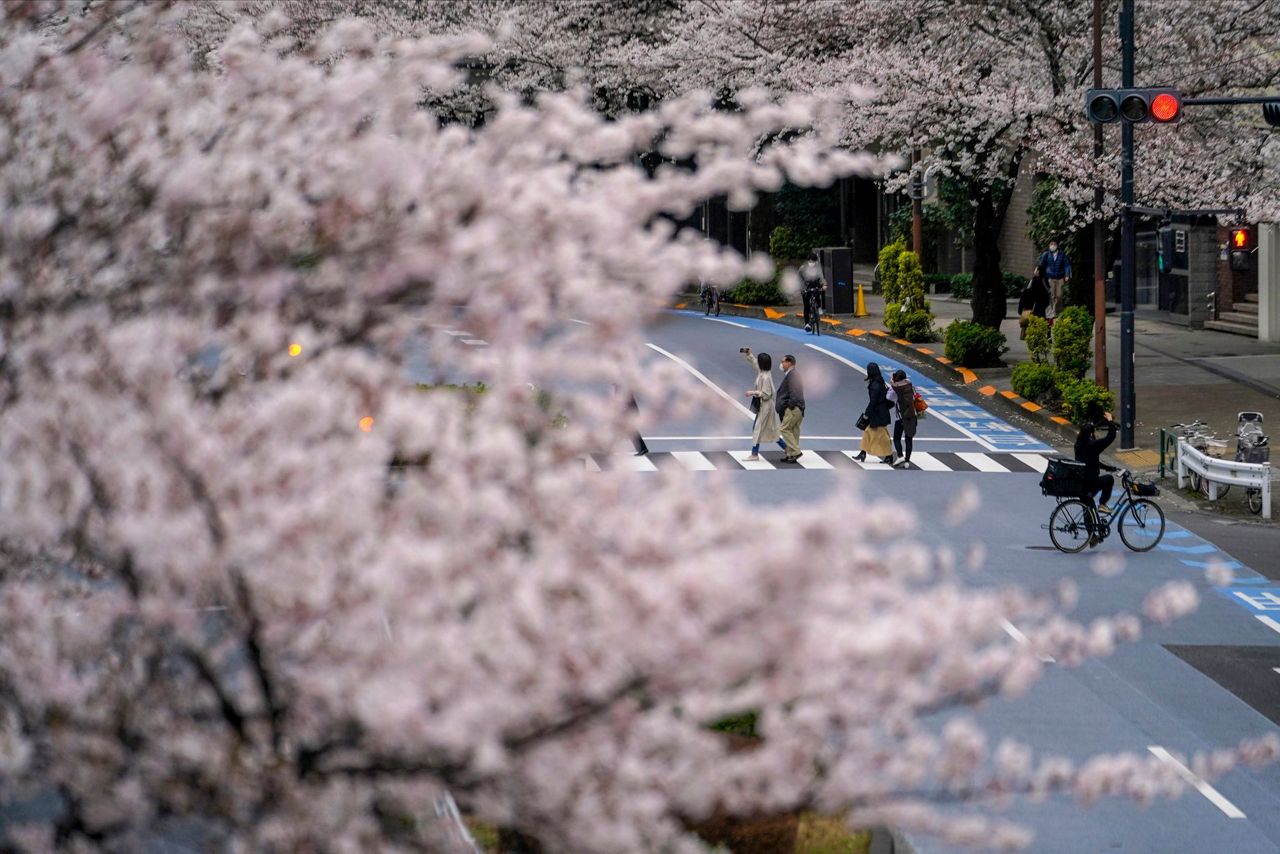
left=859, top=425, right=893, bottom=458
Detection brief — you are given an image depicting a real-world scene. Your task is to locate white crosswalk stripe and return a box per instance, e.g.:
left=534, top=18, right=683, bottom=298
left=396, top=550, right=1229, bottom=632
left=583, top=451, right=1054, bottom=474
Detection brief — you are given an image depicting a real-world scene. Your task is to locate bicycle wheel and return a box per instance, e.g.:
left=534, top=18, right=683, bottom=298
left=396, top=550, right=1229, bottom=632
left=1118, top=499, right=1165, bottom=552
left=1247, top=488, right=1264, bottom=515
left=1049, top=500, right=1093, bottom=553
left=1187, top=471, right=1202, bottom=494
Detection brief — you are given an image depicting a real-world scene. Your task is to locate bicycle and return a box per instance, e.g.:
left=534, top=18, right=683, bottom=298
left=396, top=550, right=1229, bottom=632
left=1045, top=467, right=1165, bottom=554
left=803, top=287, right=823, bottom=336
left=701, top=284, right=721, bottom=317
left=1168, top=421, right=1228, bottom=497
left=1235, top=411, right=1268, bottom=515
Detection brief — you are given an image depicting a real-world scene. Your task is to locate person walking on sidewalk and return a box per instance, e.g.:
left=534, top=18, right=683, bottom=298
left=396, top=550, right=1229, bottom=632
left=1018, top=264, right=1051, bottom=339
left=886, top=368, right=918, bottom=468
left=1037, top=240, right=1072, bottom=317
left=853, top=361, right=894, bottom=464
left=776, top=354, right=805, bottom=463
left=742, top=348, right=786, bottom=461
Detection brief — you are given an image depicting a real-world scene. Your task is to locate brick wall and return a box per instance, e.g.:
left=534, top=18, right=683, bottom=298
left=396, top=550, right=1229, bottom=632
left=999, top=168, right=1039, bottom=278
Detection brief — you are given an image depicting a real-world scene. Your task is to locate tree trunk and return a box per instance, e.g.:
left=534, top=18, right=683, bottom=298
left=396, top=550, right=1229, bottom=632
left=970, top=187, right=1005, bottom=328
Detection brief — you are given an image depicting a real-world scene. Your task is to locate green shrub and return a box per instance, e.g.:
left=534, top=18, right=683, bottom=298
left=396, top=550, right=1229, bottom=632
left=769, top=226, right=826, bottom=262
left=949, top=272, right=974, bottom=300
left=724, top=276, right=788, bottom=306
left=1051, top=305, right=1093, bottom=380
left=1025, top=315, right=1051, bottom=363
left=944, top=320, right=1008, bottom=367
left=924, top=273, right=952, bottom=293
left=886, top=305, right=936, bottom=341
left=877, top=238, right=905, bottom=300
left=1011, top=361, right=1057, bottom=401
left=1056, top=374, right=1115, bottom=424
left=884, top=250, right=934, bottom=341
left=1004, top=271, right=1028, bottom=298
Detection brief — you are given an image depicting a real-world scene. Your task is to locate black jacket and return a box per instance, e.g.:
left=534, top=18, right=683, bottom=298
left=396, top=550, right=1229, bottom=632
left=1074, top=422, right=1118, bottom=480
left=776, top=368, right=804, bottom=415
left=1018, top=276, right=1050, bottom=317
left=864, top=364, right=892, bottom=427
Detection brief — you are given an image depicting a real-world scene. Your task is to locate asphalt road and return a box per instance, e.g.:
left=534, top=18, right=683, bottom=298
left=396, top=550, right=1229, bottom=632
left=631, top=311, right=1280, bottom=853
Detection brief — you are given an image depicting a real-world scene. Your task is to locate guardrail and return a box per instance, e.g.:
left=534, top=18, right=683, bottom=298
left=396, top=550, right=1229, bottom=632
left=1177, top=438, right=1271, bottom=520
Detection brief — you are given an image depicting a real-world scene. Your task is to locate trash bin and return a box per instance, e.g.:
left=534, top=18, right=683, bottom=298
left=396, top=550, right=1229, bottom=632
left=817, top=246, right=853, bottom=314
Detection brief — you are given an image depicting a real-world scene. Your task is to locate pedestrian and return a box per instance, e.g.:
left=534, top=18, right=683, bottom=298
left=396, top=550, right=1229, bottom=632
left=799, top=253, right=826, bottom=334
left=1074, top=410, right=1119, bottom=544
left=776, top=354, right=805, bottom=463
left=742, top=348, right=786, bottom=461
left=853, top=361, right=893, bottom=464
left=886, top=368, right=918, bottom=468
left=1017, top=264, right=1051, bottom=339
left=1037, top=239, right=1072, bottom=317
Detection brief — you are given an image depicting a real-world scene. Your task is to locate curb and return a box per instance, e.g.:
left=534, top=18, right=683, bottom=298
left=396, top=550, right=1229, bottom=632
left=680, top=300, right=1080, bottom=449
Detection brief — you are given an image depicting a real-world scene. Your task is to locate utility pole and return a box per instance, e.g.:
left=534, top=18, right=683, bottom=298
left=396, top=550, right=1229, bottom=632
left=1118, top=0, right=1136, bottom=448
left=1092, top=0, right=1109, bottom=390
left=910, top=148, right=924, bottom=256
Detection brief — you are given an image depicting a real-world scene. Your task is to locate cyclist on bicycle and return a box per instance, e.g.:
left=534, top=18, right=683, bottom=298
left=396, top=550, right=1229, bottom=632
left=699, top=279, right=720, bottom=316
left=799, top=254, right=826, bottom=333
left=1075, top=410, right=1119, bottom=516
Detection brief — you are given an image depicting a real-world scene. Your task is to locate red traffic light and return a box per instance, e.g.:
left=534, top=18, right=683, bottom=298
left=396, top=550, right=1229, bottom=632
left=1150, top=92, right=1181, bottom=122
left=1231, top=228, right=1251, bottom=249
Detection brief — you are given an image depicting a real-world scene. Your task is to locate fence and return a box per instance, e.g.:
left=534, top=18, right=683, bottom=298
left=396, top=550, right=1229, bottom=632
left=1176, top=438, right=1272, bottom=520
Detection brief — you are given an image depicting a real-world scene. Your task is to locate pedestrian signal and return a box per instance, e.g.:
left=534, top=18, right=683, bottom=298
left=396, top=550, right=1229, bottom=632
left=1230, top=227, right=1252, bottom=271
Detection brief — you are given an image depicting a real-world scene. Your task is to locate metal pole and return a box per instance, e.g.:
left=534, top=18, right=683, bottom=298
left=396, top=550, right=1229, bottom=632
left=1119, top=0, right=1136, bottom=449
left=911, top=148, right=924, bottom=256
left=1092, top=0, right=1109, bottom=389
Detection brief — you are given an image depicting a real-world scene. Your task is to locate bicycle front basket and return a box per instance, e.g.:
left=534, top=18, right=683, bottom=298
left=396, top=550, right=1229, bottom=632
left=1132, top=481, right=1160, bottom=497
left=1239, top=445, right=1271, bottom=464
left=1040, top=458, right=1089, bottom=498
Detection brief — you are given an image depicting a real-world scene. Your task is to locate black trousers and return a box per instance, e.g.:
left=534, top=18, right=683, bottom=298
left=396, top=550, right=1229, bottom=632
left=893, top=421, right=913, bottom=461
left=1084, top=473, right=1114, bottom=506
left=803, top=292, right=820, bottom=328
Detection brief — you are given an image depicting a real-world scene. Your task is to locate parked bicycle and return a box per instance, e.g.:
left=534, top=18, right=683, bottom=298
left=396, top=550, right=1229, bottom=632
left=1167, top=420, right=1228, bottom=496
left=1235, top=411, right=1269, bottom=515
left=1042, top=462, right=1165, bottom=553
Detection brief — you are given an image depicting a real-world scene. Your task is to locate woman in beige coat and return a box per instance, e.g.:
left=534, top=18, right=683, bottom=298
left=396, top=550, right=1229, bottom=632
left=743, top=348, right=785, bottom=460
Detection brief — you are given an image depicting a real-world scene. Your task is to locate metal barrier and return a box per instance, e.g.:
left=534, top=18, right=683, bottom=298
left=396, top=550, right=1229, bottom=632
left=1177, top=438, right=1272, bottom=520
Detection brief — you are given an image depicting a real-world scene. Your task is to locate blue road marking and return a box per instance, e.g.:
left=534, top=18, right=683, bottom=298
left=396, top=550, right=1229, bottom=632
left=674, top=311, right=1053, bottom=453
left=1157, top=542, right=1220, bottom=555
left=1214, top=587, right=1280, bottom=617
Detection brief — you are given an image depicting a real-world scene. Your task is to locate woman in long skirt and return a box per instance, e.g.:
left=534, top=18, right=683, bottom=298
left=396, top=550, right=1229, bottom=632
left=743, top=348, right=785, bottom=461
left=854, top=361, right=894, bottom=464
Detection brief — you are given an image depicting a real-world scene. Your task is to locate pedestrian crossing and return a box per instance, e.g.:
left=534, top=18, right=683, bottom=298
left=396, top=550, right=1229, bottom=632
left=585, top=450, right=1053, bottom=474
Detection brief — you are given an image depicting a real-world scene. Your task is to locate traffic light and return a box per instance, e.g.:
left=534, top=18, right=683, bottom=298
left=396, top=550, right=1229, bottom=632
left=1085, top=88, right=1183, bottom=124
left=1157, top=226, right=1173, bottom=273
left=1229, top=227, right=1252, bottom=271
left=1264, top=102, right=1280, bottom=128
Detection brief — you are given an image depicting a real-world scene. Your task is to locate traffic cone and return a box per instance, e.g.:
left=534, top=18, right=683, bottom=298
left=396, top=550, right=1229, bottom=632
left=854, top=284, right=868, bottom=318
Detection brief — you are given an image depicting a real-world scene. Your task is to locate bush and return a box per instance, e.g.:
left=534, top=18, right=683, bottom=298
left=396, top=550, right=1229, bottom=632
left=1056, top=375, right=1115, bottom=425
left=1003, top=271, right=1028, bottom=298
left=1025, top=315, right=1051, bottom=363
left=876, top=238, right=905, bottom=299
left=1051, top=305, right=1093, bottom=380
left=769, top=226, right=826, bottom=262
left=924, top=273, right=951, bottom=293
left=949, top=272, right=973, bottom=300
left=1011, top=361, right=1057, bottom=401
left=884, top=251, right=935, bottom=341
left=724, top=276, right=788, bottom=306
left=943, top=320, right=1008, bottom=367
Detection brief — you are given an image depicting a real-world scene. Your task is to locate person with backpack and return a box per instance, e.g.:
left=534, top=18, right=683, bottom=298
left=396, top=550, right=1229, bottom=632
left=1075, top=410, right=1119, bottom=522
left=853, top=362, right=893, bottom=464
left=799, top=253, right=826, bottom=333
left=1037, top=240, right=1072, bottom=318
left=886, top=368, right=918, bottom=468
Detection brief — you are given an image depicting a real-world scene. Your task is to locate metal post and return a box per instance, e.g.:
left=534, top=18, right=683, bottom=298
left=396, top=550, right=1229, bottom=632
left=1092, top=0, right=1109, bottom=389
left=911, top=148, right=924, bottom=256
left=1119, top=0, right=1136, bottom=449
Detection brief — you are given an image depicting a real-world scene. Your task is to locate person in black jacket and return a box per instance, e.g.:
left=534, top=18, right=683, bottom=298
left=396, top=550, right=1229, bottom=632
left=1017, top=264, right=1050, bottom=339
left=776, top=354, right=805, bottom=463
left=853, top=362, right=894, bottom=464
left=1074, top=410, right=1119, bottom=513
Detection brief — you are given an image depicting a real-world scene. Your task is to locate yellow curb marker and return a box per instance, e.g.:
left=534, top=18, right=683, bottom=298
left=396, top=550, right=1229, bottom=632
left=1021, top=401, right=1043, bottom=412
left=1116, top=449, right=1160, bottom=466
left=870, top=329, right=888, bottom=337
left=979, top=385, right=997, bottom=396
left=956, top=368, right=978, bottom=384
left=1000, top=390, right=1019, bottom=399
left=674, top=302, right=687, bottom=309
left=1051, top=416, right=1071, bottom=425
left=847, top=329, right=867, bottom=337
left=763, top=308, right=787, bottom=319
left=916, top=347, right=934, bottom=355
left=936, top=357, right=952, bottom=365
left=893, top=338, right=912, bottom=346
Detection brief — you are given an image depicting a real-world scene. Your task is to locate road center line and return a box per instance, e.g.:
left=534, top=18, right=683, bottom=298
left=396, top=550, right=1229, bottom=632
left=804, top=343, right=999, bottom=452
left=1147, top=746, right=1246, bottom=819
left=645, top=342, right=754, bottom=419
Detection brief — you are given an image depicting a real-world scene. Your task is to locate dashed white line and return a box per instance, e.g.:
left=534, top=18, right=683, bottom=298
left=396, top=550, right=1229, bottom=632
left=958, top=451, right=1010, bottom=473
left=645, top=342, right=754, bottom=419
left=569, top=318, right=591, bottom=325
left=1000, top=618, right=1055, bottom=663
left=1257, top=615, right=1280, bottom=636
left=1013, top=452, right=1051, bottom=473
left=727, top=450, right=776, bottom=470
left=671, top=451, right=716, bottom=471
left=442, top=330, right=469, bottom=337
left=1148, top=746, right=1246, bottom=819
left=706, top=317, right=750, bottom=328
left=462, top=339, right=489, bottom=346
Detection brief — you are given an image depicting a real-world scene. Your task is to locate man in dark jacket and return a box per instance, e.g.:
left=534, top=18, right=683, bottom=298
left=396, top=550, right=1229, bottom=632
left=1037, top=240, right=1072, bottom=317
left=776, top=354, right=805, bottom=463
left=1074, top=410, right=1118, bottom=514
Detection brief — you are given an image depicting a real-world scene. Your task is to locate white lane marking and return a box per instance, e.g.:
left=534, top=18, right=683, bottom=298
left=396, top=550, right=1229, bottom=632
left=462, top=339, right=488, bottom=346
left=727, top=450, right=776, bottom=470
left=645, top=343, right=754, bottom=419
left=794, top=451, right=835, bottom=470
left=958, top=451, right=1010, bottom=473
left=616, top=454, right=658, bottom=472
left=1273, top=667, right=1280, bottom=676
left=583, top=456, right=602, bottom=472
left=909, top=452, right=952, bottom=472
left=569, top=318, right=591, bottom=325
left=842, top=451, right=893, bottom=471
left=671, top=451, right=716, bottom=471
left=804, top=344, right=1000, bottom=452
left=706, top=317, right=750, bottom=328
left=443, top=330, right=469, bottom=337
left=1148, top=746, right=1246, bottom=819
left=1013, top=453, right=1051, bottom=473
left=643, top=435, right=977, bottom=442
left=1000, top=619, right=1055, bottom=663
left=1257, top=615, right=1280, bottom=636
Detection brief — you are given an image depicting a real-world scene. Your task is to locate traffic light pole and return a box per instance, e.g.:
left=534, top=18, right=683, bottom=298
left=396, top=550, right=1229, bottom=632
left=1119, top=0, right=1136, bottom=449
left=1092, top=0, right=1108, bottom=390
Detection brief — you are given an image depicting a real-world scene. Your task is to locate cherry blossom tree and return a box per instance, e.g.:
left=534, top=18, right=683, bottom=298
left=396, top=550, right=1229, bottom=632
left=1, top=3, right=1277, bottom=852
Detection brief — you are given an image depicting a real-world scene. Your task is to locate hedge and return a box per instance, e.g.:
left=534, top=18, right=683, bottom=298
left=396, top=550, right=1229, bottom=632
left=1010, top=362, right=1057, bottom=401
left=724, top=276, right=788, bottom=306
left=1057, top=375, right=1115, bottom=424
left=943, top=320, right=1007, bottom=367
left=1051, top=305, right=1093, bottom=380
